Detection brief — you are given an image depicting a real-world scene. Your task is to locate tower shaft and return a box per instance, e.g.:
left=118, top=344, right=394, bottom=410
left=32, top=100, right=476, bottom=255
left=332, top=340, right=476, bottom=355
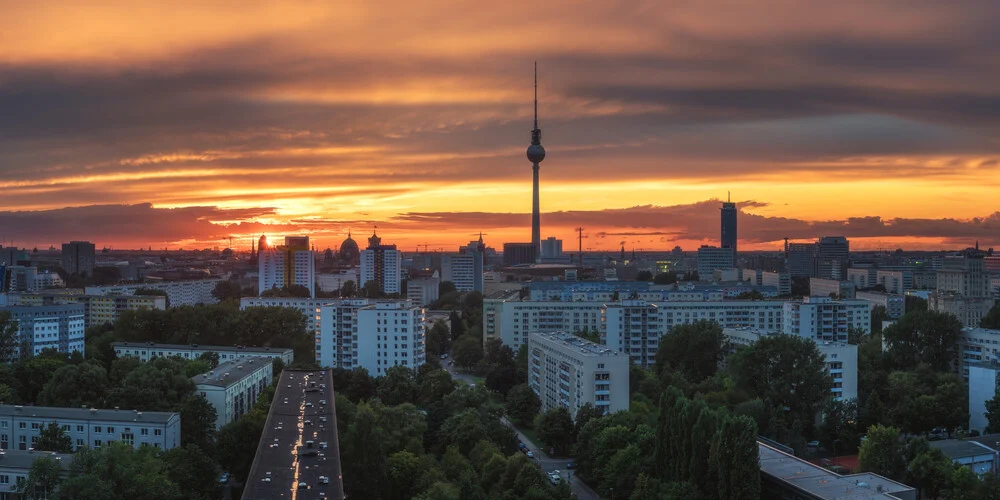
left=532, top=163, right=540, bottom=257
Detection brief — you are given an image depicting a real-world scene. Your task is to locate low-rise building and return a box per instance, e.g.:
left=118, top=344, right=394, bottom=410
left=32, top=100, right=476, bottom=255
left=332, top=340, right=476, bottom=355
left=0, top=450, right=72, bottom=496
left=112, top=342, right=294, bottom=365
left=760, top=271, right=791, bottom=296
left=856, top=291, right=906, bottom=319
left=194, top=358, right=274, bottom=429
left=527, top=331, right=630, bottom=418
left=0, top=404, right=180, bottom=451
left=929, top=438, right=998, bottom=475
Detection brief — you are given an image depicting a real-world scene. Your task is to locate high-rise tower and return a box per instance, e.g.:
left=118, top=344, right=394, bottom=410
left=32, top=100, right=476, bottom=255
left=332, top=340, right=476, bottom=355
left=721, top=192, right=737, bottom=256
left=527, top=62, right=546, bottom=262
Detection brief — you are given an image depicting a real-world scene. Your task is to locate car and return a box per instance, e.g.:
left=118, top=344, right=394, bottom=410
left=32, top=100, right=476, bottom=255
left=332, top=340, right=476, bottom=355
left=319, top=476, right=330, bottom=484
left=297, top=481, right=308, bottom=489
left=320, top=417, right=328, bottom=423
left=218, top=472, right=230, bottom=484
left=305, top=420, right=313, bottom=425
left=319, top=442, right=328, bottom=449
left=547, top=472, right=561, bottom=485
left=518, top=442, right=527, bottom=451
left=262, top=477, right=271, bottom=483
left=468, top=383, right=476, bottom=388
left=807, top=441, right=820, bottom=448
left=440, top=353, right=448, bottom=359
left=526, top=451, right=534, bottom=458
left=566, top=462, right=576, bottom=470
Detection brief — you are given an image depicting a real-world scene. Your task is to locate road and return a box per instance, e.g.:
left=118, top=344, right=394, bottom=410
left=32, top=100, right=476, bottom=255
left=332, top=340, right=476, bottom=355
left=441, top=355, right=600, bottom=500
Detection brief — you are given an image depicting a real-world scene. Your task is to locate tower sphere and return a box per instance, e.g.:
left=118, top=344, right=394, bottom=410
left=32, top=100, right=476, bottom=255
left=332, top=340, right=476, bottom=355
left=527, top=143, right=545, bottom=163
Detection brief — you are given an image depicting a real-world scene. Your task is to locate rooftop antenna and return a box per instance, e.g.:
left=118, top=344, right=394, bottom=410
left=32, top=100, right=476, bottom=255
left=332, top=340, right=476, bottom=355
left=534, top=61, right=538, bottom=130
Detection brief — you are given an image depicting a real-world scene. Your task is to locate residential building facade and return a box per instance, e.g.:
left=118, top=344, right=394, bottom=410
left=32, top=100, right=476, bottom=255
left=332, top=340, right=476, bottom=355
left=86, top=277, right=225, bottom=306
left=359, top=231, right=402, bottom=295
left=527, top=331, right=629, bottom=418
left=194, top=358, right=274, bottom=429
left=856, top=291, right=906, bottom=319
left=112, top=342, right=294, bottom=365
left=696, top=246, right=734, bottom=280
left=60, top=241, right=95, bottom=277
left=258, top=236, right=316, bottom=297
left=809, top=278, right=856, bottom=299
left=239, top=296, right=328, bottom=333
left=782, top=297, right=871, bottom=342
left=0, top=405, right=180, bottom=452
left=406, top=276, right=440, bottom=306
left=0, top=304, right=85, bottom=359
left=316, top=299, right=426, bottom=375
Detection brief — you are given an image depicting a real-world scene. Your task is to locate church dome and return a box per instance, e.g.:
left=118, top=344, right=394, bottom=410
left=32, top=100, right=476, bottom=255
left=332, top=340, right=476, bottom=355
left=339, top=232, right=360, bottom=264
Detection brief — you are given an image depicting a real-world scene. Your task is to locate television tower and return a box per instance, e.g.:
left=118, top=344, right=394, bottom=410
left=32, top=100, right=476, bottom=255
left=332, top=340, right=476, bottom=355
left=527, top=62, right=546, bottom=262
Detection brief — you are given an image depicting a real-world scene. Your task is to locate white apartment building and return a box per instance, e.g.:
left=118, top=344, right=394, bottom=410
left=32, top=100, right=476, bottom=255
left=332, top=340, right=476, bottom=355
left=877, top=270, right=911, bottom=294
left=761, top=271, right=791, bottom=296
left=809, top=278, right=856, bottom=299
left=931, top=293, right=994, bottom=328
left=856, top=291, right=906, bottom=319
left=0, top=404, right=180, bottom=452
left=112, top=342, right=294, bottom=365
left=483, top=297, right=605, bottom=351
left=969, top=362, right=1000, bottom=434
left=724, top=329, right=858, bottom=402
left=406, top=276, right=440, bottom=306
left=316, top=269, right=359, bottom=294
left=957, top=327, right=1000, bottom=379
left=527, top=331, right=629, bottom=418
left=696, top=246, right=734, bottom=280
left=240, top=296, right=329, bottom=333
left=782, top=297, right=871, bottom=342
left=258, top=236, right=316, bottom=297
left=931, top=255, right=995, bottom=327
left=316, top=299, right=426, bottom=375
left=86, top=277, right=225, bottom=306
left=194, top=358, right=273, bottom=429
left=1, top=304, right=85, bottom=359
left=603, top=301, right=661, bottom=367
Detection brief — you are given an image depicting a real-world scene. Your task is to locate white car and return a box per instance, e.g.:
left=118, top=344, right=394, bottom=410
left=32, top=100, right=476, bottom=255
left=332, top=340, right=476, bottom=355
left=526, top=451, right=534, bottom=458
left=548, top=472, right=561, bottom=485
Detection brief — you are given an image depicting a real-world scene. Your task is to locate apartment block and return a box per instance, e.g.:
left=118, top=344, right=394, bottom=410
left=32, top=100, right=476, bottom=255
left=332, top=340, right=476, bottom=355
left=240, top=296, right=329, bottom=333
left=14, top=292, right=166, bottom=327
left=194, top=358, right=273, bottom=429
left=0, top=304, right=85, bottom=359
left=527, top=331, right=630, bottom=418
left=847, top=267, right=877, bottom=289
left=782, top=297, right=871, bottom=342
left=86, top=278, right=224, bottom=307
left=113, top=341, right=294, bottom=365
left=761, top=271, right=791, bottom=296
left=809, top=278, right=856, bottom=299
left=315, top=299, right=426, bottom=376
left=856, top=291, right=905, bottom=319
left=0, top=405, right=179, bottom=452
left=406, top=276, right=440, bottom=306
left=877, top=270, right=912, bottom=294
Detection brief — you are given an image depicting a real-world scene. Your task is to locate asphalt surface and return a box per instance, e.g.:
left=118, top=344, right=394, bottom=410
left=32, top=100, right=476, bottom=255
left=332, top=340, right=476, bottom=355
left=441, top=356, right=600, bottom=500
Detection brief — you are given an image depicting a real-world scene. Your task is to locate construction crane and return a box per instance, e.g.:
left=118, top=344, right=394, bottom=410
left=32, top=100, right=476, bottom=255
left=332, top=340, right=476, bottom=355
left=575, top=227, right=587, bottom=265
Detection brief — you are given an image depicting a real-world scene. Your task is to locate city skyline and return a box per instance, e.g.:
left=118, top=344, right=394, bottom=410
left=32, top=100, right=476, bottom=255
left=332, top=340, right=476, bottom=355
left=2, top=2, right=1000, bottom=251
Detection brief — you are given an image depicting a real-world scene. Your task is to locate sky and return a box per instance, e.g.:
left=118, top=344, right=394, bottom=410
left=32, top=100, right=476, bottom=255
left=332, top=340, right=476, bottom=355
left=1, top=1, right=999, bottom=252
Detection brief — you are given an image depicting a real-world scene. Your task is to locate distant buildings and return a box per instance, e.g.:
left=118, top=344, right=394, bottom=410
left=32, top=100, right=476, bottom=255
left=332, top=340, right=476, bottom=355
left=2, top=267, right=64, bottom=293
left=87, top=277, right=224, bottom=307
left=847, top=267, right=877, bottom=289
left=696, top=246, right=734, bottom=280
left=540, top=237, right=563, bottom=261
left=809, top=278, right=856, bottom=299
left=876, top=270, right=911, bottom=294
left=0, top=304, right=85, bottom=359
left=527, top=331, right=630, bottom=418
left=786, top=242, right=818, bottom=278
left=60, top=241, right=95, bottom=277
left=0, top=247, right=29, bottom=266
left=442, top=254, right=481, bottom=293
left=315, top=299, right=426, bottom=375
left=112, top=341, right=294, bottom=365
left=502, top=243, right=537, bottom=267
left=193, top=358, right=273, bottom=429
left=240, top=296, right=328, bottom=334
left=930, top=254, right=994, bottom=327
left=760, top=271, right=791, bottom=296
left=13, top=291, right=165, bottom=327
left=816, top=236, right=849, bottom=280
left=258, top=236, right=316, bottom=297
left=406, top=275, right=440, bottom=306
left=359, top=230, right=402, bottom=295
left=0, top=404, right=180, bottom=451
left=957, top=328, right=1000, bottom=379
left=856, top=291, right=906, bottom=319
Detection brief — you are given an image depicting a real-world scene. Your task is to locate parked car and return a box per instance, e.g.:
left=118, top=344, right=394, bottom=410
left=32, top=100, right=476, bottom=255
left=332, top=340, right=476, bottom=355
left=547, top=472, right=561, bottom=485
left=807, top=441, right=820, bottom=448
left=440, top=353, right=448, bottom=359
left=566, top=462, right=577, bottom=470
left=218, top=472, right=230, bottom=484
left=526, top=451, right=534, bottom=458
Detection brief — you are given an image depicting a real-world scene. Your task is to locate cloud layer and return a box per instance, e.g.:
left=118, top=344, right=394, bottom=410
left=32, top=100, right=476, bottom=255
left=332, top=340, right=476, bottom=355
left=1, top=1, right=999, bottom=249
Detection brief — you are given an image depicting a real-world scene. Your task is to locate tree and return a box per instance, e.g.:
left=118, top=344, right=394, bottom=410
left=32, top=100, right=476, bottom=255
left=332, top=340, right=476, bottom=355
left=0, top=311, right=19, bottom=363
left=453, top=335, right=483, bottom=371
left=211, top=280, right=243, bottom=303
left=818, top=399, right=862, bottom=455
left=983, top=301, right=1000, bottom=329
left=636, top=270, right=653, bottom=281
left=217, top=406, right=268, bottom=482
left=535, top=407, right=576, bottom=456
left=342, top=402, right=390, bottom=499
left=418, top=368, right=456, bottom=406
left=425, top=320, right=451, bottom=356
left=883, top=310, right=962, bottom=371
left=655, top=320, right=726, bottom=382
left=16, top=456, right=64, bottom=499
left=905, top=295, right=928, bottom=313
left=858, top=424, right=906, bottom=481
left=105, top=357, right=195, bottom=411
left=906, top=448, right=952, bottom=500
left=710, top=415, right=760, bottom=500
left=986, top=393, right=1000, bottom=434
left=179, top=395, right=217, bottom=450
left=439, top=281, right=458, bottom=297
left=14, top=356, right=67, bottom=403
left=947, top=466, right=983, bottom=500
left=362, top=280, right=383, bottom=298
left=485, top=365, right=520, bottom=396
left=61, top=442, right=180, bottom=499
left=37, top=361, right=109, bottom=408
left=378, top=365, right=418, bottom=406
left=35, top=421, right=72, bottom=453
left=505, top=384, right=541, bottom=426
left=729, top=334, right=832, bottom=425
left=340, top=280, right=357, bottom=298
left=449, top=311, right=465, bottom=340
left=871, top=305, right=888, bottom=335
left=197, top=351, right=219, bottom=369
left=162, top=444, right=221, bottom=500
left=653, top=272, right=678, bottom=285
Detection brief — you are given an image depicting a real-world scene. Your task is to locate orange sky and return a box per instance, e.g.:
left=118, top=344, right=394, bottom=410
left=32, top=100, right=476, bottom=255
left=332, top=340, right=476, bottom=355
left=1, top=1, right=999, bottom=252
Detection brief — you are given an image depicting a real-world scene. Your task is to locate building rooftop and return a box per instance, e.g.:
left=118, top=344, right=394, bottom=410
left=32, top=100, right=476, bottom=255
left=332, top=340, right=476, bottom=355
left=112, top=341, right=293, bottom=356
left=531, top=331, right=627, bottom=357
left=759, top=442, right=915, bottom=499
left=963, top=433, right=1000, bottom=451
left=242, top=370, right=344, bottom=500
left=929, top=439, right=997, bottom=459
left=194, top=359, right=271, bottom=388
left=0, top=449, right=72, bottom=471
left=0, top=404, right=178, bottom=424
